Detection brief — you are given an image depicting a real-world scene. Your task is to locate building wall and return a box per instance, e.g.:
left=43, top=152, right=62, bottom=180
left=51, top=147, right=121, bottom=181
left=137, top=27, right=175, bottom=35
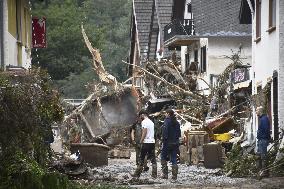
left=3, top=0, right=31, bottom=69
left=207, top=37, right=252, bottom=76
left=3, top=0, right=9, bottom=68
left=181, top=37, right=251, bottom=95
left=251, top=0, right=283, bottom=140
left=279, top=0, right=284, bottom=130
left=253, top=0, right=279, bottom=89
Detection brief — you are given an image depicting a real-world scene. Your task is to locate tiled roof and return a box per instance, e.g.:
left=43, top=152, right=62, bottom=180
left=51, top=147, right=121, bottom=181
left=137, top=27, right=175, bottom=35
left=133, top=0, right=155, bottom=63
left=155, top=0, right=173, bottom=57
left=191, top=0, right=251, bottom=36
left=148, top=9, right=159, bottom=60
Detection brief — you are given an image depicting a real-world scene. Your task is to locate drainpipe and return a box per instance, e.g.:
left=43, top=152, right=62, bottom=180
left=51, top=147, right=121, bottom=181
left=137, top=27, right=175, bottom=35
left=247, top=0, right=254, bottom=15
left=0, top=0, right=4, bottom=70
left=245, top=0, right=257, bottom=140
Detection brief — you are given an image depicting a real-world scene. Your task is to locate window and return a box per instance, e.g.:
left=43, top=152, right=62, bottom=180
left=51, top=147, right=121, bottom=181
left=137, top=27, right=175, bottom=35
left=256, top=0, right=261, bottom=40
left=194, top=49, right=198, bottom=62
left=8, top=0, right=17, bottom=37
left=268, top=0, right=276, bottom=31
left=187, top=3, right=192, bottom=13
left=200, top=46, right=207, bottom=73
left=185, top=53, right=190, bottom=69
left=210, top=74, right=218, bottom=88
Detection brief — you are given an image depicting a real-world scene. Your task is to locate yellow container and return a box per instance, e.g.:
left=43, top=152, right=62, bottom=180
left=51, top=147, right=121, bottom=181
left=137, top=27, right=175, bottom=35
left=214, top=133, right=231, bottom=142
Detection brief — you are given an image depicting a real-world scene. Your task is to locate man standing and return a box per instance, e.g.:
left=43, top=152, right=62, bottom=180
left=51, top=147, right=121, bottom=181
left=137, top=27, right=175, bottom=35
left=131, top=120, right=149, bottom=172
left=132, top=110, right=157, bottom=178
left=161, top=109, right=181, bottom=180
left=256, top=106, right=271, bottom=177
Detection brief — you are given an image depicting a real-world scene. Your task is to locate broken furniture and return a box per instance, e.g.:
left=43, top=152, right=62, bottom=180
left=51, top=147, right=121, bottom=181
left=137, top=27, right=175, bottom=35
left=180, top=130, right=210, bottom=165
left=79, top=88, right=138, bottom=139
left=70, top=143, right=110, bottom=166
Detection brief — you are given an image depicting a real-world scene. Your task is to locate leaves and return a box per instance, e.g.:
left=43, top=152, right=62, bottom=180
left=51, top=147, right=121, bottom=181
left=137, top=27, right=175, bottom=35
left=0, top=69, right=64, bottom=159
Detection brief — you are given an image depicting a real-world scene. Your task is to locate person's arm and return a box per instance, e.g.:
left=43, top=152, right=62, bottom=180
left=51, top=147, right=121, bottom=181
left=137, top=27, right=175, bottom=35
left=162, top=119, right=169, bottom=142
left=177, top=122, right=181, bottom=138
left=131, top=129, right=135, bottom=142
left=140, top=128, right=147, bottom=144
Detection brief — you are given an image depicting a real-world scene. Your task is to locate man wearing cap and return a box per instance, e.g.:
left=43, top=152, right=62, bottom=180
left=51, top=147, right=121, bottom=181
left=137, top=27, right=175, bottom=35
left=132, top=110, right=157, bottom=178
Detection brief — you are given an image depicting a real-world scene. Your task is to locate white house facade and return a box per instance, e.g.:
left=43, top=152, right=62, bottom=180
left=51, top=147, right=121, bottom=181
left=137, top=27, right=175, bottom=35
left=245, top=0, right=283, bottom=141
left=165, top=0, right=252, bottom=96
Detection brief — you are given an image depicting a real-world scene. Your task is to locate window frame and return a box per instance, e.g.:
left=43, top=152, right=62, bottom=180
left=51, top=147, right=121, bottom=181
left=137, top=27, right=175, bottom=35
left=194, top=49, right=198, bottom=62
left=187, top=3, right=192, bottom=13
left=255, top=0, right=261, bottom=42
left=268, top=0, right=276, bottom=33
left=200, top=46, right=207, bottom=73
left=185, top=53, right=190, bottom=70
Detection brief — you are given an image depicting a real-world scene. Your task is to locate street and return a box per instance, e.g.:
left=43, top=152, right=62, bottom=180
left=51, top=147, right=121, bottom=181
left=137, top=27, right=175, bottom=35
left=86, top=151, right=284, bottom=189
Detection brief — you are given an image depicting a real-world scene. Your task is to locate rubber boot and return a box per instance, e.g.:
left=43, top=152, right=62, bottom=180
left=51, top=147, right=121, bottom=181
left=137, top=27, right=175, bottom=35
left=161, top=160, right=168, bottom=179
left=256, top=154, right=262, bottom=171
left=132, top=165, right=143, bottom=178
left=172, top=164, right=178, bottom=180
left=143, top=158, right=149, bottom=172
left=260, top=158, right=269, bottom=177
left=152, top=164, right=157, bottom=179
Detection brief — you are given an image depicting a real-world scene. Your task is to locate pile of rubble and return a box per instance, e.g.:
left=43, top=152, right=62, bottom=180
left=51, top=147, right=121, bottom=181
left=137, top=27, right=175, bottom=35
left=52, top=25, right=284, bottom=180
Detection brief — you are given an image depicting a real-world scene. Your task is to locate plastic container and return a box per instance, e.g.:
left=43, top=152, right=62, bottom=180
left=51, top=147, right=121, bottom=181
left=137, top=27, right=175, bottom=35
left=213, top=133, right=231, bottom=142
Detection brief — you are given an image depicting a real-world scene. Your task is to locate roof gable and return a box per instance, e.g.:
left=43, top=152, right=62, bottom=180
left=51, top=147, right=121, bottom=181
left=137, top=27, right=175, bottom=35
left=191, top=0, right=251, bottom=36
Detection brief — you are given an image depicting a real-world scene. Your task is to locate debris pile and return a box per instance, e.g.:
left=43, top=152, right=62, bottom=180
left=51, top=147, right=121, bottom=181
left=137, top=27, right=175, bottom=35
left=56, top=26, right=140, bottom=167
left=125, top=48, right=284, bottom=178
left=54, top=25, right=284, bottom=180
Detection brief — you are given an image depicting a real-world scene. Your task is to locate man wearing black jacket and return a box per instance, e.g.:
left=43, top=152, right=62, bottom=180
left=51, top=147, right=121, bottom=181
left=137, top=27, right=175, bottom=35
left=161, top=109, right=181, bottom=180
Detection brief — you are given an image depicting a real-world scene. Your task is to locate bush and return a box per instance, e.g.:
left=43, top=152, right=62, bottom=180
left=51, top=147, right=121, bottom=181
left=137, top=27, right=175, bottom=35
left=0, top=69, right=64, bottom=189
left=224, top=144, right=258, bottom=177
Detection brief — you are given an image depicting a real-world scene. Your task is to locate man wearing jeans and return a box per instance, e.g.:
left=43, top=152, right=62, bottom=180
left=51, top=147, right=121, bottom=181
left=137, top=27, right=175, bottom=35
left=161, top=109, right=181, bottom=180
left=132, top=110, right=157, bottom=178
left=256, top=106, right=271, bottom=177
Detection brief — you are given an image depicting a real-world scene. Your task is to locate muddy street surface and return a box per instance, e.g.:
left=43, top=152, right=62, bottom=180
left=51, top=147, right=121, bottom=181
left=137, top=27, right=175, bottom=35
left=83, top=151, right=284, bottom=189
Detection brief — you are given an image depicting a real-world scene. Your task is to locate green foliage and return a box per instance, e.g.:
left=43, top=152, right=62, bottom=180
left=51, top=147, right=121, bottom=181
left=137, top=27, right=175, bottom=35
left=31, top=0, right=104, bottom=81
left=0, top=150, right=45, bottom=189
left=224, top=144, right=258, bottom=177
left=266, top=146, right=284, bottom=176
left=0, top=70, right=63, bottom=157
left=54, top=68, right=98, bottom=98
left=0, top=68, right=129, bottom=189
left=31, top=0, right=131, bottom=98
left=0, top=69, right=66, bottom=188
left=0, top=149, right=83, bottom=189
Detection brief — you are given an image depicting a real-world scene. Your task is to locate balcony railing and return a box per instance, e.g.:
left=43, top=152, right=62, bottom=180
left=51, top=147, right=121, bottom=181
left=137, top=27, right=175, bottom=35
left=164, top=19, right=195, bottom=42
